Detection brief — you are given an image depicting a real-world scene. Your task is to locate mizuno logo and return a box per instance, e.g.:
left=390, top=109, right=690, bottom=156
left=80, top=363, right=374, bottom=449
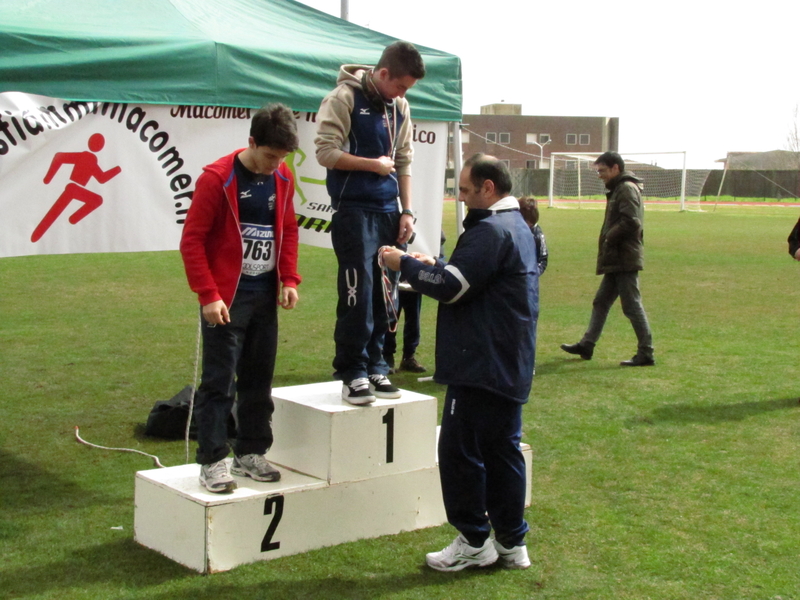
left=240, top=190, right=252, bottom=199
left=241, top=226, right=273, bottom=239
left=360, top=108, right=370, bottom=115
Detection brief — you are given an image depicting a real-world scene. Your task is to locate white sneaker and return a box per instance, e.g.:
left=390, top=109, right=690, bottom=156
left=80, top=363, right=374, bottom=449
left=425, top=534, right=498, bottom=572
left=493, top=540, right=531, bottom=569
left=342, top=377, right=376, bottom=405
left=199, top=459, right=237, bottom=493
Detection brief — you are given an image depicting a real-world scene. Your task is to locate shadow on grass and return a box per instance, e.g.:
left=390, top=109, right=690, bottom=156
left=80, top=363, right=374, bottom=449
left=1, top=537, right=512, bottom=600
left=0, top=450, right=116, bottom=513
left=0, top=538, right=193, bottom=598
left=143, top=565, right=515, bottom=600
left=629, top=397, right=800, bottom=425
left=535, top=358, right=626, bottom=374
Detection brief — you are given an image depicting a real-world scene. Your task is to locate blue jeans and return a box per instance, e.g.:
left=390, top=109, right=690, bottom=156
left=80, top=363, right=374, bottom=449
left=582, top=271, right=653, bottom=358
left=331, top=207, right=400, bottom=382
left=438, top=385, right=529, bottom=548
left=194, top=288, right=278, bottom=465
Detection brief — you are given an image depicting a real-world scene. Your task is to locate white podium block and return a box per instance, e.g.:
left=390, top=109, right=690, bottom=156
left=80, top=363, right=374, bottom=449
left=133, top=382, right=535, bottom=573
left=134, top=461, right=446, bottom=573
left=270, top=381, right=437, bottom=484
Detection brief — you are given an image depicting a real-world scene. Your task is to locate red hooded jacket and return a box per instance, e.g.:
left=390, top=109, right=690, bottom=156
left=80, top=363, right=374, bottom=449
left=180, top=149, right=301, bottom=307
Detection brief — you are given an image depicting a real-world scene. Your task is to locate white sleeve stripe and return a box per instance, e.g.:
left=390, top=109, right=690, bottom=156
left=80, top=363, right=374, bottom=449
left=443, top=264, right=470, bottom=304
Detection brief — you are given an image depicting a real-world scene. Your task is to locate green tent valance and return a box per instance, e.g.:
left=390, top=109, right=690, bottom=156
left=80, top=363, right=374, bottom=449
left=0, top=0, right=462, bottom=121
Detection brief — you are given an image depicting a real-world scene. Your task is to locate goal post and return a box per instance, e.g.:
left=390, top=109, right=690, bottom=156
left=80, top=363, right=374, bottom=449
left=547, top=151, right=710, bottom=211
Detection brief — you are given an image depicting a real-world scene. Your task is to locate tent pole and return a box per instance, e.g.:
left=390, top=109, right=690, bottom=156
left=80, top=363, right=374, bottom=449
left=340, top=0, right=349, bottom=21
left=453, top=123, right=465, bottom=236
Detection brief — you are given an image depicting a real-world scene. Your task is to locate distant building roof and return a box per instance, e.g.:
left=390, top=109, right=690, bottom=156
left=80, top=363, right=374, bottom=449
left=480, top=103, right=522, bottom=115
left=719, top=150, right=800, bottom=170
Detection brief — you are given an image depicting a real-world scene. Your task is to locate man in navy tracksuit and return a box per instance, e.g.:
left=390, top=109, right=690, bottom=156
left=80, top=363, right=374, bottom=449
left=315, top=41, right=426, bottom=405
left=382, top=154, right=539, bottom=571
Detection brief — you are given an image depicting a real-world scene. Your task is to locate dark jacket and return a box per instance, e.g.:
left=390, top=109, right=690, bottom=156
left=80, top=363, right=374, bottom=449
left=597, top=171, right=644, bottom=274
left=787, top=216, right=800, bottom=257
left=399, top=203, right=539, bottom=403
left=531, top=223, right=548, bottom=274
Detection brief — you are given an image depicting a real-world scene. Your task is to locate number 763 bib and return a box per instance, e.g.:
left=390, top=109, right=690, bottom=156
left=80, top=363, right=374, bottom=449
left=240, top=223, right=276, bottom=276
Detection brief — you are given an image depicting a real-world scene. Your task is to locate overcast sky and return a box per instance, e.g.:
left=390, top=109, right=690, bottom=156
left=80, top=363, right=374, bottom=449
left=297, top=0, right=800, bottom=169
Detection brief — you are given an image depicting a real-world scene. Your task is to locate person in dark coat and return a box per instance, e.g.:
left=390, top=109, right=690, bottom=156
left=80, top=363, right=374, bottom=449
left=561, top=151, right=654, bottom=366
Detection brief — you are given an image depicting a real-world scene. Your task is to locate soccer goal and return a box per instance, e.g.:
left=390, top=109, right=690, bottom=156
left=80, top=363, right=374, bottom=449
left=547, top=151, right=710, bottom=211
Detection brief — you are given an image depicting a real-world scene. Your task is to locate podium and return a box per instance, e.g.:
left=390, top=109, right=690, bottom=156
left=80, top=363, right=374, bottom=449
left=134, top=381, right=532, bottom=573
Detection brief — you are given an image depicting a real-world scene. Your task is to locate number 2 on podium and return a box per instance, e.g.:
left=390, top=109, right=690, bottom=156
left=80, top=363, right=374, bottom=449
left=261, top=495, right=284, bottom=552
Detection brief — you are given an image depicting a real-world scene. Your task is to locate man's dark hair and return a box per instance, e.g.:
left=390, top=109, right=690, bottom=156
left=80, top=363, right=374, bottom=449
left=517, top=196, right=539, bottom=227
left=250, top=103, right=299, bottom=151
left=463, top=153, right=513, bottom=197
left=376, top=41, right=426, bottom=80
left=594, top=151, right=625, bottom=172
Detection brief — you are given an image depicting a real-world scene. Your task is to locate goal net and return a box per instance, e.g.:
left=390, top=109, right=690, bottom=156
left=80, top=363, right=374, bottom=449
left=547, top=151, right=710, bottom=211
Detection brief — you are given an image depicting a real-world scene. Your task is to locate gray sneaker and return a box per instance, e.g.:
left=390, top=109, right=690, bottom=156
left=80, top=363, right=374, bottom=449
left=231, top=453, right=281, bottom=482
left=199, top=459, right=237, bottom=493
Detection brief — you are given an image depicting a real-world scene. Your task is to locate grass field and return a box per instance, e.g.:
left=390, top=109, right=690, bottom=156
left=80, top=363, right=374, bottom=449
left=1, top=202, right=799, bottom=600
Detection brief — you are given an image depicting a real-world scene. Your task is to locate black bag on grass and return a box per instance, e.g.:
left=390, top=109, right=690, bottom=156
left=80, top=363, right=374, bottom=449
left=145, top=386, right=198, bottom=439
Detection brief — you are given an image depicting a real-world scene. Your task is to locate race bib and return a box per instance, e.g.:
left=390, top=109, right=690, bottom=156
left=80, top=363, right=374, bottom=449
left=241, top=223, right=276, bottom=276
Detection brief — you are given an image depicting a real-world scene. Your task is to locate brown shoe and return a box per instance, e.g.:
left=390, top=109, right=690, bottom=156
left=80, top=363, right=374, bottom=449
left=400, top=355, right=427, bottom=373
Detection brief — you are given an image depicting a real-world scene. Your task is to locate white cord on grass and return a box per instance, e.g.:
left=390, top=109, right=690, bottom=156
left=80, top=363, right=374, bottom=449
left=74, top=426, right=166, bottom=468
left=185, top=314, right=203, bottom=464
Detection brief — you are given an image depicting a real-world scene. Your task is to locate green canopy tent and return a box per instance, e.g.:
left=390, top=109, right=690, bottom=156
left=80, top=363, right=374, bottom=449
left=0, top=0, right=462, bottom=121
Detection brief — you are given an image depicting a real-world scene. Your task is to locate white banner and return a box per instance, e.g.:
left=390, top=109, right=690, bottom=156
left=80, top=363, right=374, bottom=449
left=0, top=92, right=447, bottom=258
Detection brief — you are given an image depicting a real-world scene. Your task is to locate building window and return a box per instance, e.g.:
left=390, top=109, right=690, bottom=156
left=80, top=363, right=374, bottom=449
left=566, top=133, right=577, bottom=145
left=565, top=160, right=578, bottom=170
left=526, top=133, right=538, bottom=144
left=500, top=159, right=510, bottom=168
left=526, top=160, right=538, bottom=169
left=486, top=132, right=497, bottom=143
left=539, top=133, right=550, bottom=144
left=462, top=132, right=470, bottom=144
left=579, top=134, right=590, bottom=145
left=499, top=132, right=510, bottom=144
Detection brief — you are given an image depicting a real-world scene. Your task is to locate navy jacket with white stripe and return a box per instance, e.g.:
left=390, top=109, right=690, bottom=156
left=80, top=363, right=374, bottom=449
left=399, top=204, right=539, bottom=403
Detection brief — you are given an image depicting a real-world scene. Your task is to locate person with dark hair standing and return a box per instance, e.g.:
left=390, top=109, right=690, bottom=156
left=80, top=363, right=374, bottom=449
left=180, top=104, right=302, bottom=493
left=382, top=153, right=538, bottom=571
left=517, top=196, right=548, bottom=274
left=561, top=151, right=654, bottom=366
left=315, top=41, right=426, bottom=405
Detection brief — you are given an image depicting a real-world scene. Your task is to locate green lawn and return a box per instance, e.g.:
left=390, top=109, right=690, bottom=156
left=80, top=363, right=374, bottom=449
left=1, top=203, right=799, bottom=599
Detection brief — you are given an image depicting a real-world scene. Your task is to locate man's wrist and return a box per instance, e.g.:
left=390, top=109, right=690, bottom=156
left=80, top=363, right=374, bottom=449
left=401, top=208, right=414, bottom=217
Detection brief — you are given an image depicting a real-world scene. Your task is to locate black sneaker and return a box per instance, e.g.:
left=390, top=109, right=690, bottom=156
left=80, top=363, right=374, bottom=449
left=368, top=374, right=401, bottom=399
left=342, top=377, right=376, bottom=405
left=560, top=342, right=594, bottom=360
left=620, top=355, right=655, bottom=367
left=400, top=355, right=426, bottom=373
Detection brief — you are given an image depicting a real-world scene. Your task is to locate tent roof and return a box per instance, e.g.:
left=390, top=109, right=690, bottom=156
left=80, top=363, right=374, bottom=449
left=0, top=0, right=462, bottom=121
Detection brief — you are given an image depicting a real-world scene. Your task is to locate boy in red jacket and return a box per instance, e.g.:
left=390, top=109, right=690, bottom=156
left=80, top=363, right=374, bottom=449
left=180, top=104, right=301, bottom=493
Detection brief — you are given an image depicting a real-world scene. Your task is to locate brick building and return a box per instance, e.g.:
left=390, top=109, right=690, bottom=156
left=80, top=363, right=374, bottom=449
left=459, top=104, right=619, bottom=169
